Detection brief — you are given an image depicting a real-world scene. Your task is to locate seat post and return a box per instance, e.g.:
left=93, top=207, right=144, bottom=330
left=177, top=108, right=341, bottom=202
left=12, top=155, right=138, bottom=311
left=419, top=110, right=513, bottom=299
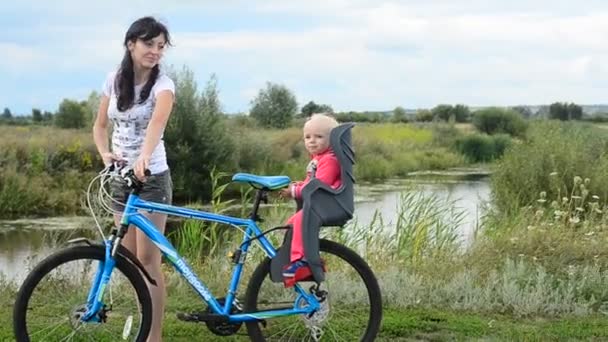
left=249, top=188, right=267, bottom=222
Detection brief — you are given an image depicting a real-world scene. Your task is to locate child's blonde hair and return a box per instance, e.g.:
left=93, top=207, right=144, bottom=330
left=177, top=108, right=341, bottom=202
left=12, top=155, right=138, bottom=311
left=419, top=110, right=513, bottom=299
left=305, top=113, right=339, bottom=133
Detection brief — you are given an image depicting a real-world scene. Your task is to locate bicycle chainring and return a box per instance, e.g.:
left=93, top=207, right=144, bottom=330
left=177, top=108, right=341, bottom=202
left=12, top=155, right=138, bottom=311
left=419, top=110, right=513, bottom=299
left=205, top=297, right=243, bottom=336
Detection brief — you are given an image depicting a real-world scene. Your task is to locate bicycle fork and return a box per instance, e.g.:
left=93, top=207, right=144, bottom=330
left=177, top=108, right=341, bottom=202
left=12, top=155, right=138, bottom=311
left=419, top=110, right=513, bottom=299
left=81, top=239, right=117, bottom=322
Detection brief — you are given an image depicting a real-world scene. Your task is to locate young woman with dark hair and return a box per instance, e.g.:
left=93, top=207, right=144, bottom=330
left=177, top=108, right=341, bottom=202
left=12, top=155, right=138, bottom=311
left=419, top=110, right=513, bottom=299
left=93, top=16, right=175, bottom=341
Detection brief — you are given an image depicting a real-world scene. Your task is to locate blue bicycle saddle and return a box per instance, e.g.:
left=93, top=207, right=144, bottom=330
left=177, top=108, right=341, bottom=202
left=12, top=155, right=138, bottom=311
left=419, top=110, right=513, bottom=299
left=232, top=173, right=291, bottom=190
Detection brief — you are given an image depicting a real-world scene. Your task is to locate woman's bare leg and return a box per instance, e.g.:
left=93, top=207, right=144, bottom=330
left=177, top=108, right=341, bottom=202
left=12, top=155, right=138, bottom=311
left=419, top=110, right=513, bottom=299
left=114, top=214, right=137, bottom=256
left=136, top=212, right=167, bottom=342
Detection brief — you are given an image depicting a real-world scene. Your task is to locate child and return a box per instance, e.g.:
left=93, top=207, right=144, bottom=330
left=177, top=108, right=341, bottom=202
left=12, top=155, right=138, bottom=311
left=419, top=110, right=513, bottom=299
left=279, top=113, right=341, bottom=284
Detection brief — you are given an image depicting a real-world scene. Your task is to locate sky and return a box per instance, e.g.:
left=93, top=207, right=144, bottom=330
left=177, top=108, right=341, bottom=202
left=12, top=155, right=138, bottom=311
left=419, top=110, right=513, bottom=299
left=2, top=0, right=608, bottom=115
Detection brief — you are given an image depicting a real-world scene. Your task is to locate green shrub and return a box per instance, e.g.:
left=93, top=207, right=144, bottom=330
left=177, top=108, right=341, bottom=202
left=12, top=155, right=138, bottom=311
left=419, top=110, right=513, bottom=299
left=456, top=134, right=512, bottom=163
left=491, top=121, right=608, bottom=213
left=472, top=107, right=528, bottom=137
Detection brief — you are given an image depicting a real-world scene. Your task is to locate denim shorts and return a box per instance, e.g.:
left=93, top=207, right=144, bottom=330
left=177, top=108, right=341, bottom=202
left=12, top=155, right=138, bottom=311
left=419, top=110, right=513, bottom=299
left=110, top=169, right=173, bottom=211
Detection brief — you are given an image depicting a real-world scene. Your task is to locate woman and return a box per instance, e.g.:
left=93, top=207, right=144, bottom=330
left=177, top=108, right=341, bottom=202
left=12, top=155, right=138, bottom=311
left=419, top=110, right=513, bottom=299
left=93, top=16, right=174, bottom=341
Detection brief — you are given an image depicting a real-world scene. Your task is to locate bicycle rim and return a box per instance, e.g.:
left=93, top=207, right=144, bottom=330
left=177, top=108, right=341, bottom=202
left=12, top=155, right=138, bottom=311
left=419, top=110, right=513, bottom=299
left=14, top=246, right=150, bottom=342
left=245, top=240, right=382, bottom=341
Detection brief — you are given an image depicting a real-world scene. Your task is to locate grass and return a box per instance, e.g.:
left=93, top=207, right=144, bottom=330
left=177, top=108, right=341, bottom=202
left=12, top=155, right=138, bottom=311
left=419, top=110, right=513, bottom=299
left=2, top=284, right=608, bottom=341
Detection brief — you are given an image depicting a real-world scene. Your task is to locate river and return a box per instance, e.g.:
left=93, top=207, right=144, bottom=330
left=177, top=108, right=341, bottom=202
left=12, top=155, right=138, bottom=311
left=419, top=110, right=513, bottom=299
left=0, top=174, right=490, bottom=283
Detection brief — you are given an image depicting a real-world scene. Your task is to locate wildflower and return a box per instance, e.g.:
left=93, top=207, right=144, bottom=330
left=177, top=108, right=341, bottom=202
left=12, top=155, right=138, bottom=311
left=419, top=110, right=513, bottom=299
left=537, top=199, right=546, bottom=204
left=571, top=195, right=582, bottom=200
left=592, top=195, right=600, bottom=200
left=574, top=176, right=582, bottom=185
left=551, top=200, right=559, bottom=208
left=584, top=178, right=591, bottom=185
left=585, top=231, right=595, bottom=236
left=562, top=197, right=569, bottom=204
left=549, top=172, right=558, bottom=177
left=569, top=216, right=580, bottom=224
left=539, top=191, right=547, bottom=199
left=575, top=207, right=584, bottom=212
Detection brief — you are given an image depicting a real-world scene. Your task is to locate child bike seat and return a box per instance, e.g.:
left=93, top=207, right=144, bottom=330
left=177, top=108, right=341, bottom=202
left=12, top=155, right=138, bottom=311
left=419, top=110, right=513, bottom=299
left=270, top=122, right=356, bottom=283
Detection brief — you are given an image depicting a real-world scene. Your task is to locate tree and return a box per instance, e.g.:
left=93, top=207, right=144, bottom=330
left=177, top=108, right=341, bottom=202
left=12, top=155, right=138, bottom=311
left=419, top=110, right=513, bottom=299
left=249, top=82, right=298, bottom=128
left=42, top=111, right=54, bottom=124
left=430, top=104, right=470, bottom=122
left=452, top=104, right=471, bottom=123
left=85, top=91, right=101, bottom=127
left=165, top=67, right=235, bottom=202
left=392, top=106, right=407, bottom=123
left=415, top=109, right=433, bottom=122
left=549, top=102, right=583, bottom=121
left=511, top=105, right=532, bottom=119
left=32, top=108, right=43, bottom=123
left=301, top=101, right=333, bottom=117
left=567, top=103, right=583, bottom=120
left=431, top=104, right=453, bottom=121
left=54, top=99, right=87, bottom=128
left=2, top=107, right=12, bottom=119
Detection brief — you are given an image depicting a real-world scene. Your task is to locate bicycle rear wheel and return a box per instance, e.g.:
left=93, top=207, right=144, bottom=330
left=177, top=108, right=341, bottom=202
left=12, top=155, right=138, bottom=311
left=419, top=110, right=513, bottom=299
left=244, top=239, right=382, bottom=341
left=13, top=245, right=152, bottom=342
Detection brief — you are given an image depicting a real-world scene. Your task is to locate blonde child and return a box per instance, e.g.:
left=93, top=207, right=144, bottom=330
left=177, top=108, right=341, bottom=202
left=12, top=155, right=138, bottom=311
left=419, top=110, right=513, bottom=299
left=279, top=113, right=341, bottom=285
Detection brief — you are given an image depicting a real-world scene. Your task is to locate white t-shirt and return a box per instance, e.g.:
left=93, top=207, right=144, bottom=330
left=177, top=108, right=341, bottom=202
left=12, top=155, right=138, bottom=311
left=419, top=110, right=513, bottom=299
left=102, top=71, right=175, bottom=174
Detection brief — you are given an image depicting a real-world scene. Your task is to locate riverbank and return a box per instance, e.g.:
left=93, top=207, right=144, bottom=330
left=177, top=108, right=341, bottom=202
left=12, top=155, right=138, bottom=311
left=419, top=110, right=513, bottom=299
left=0, top=122, right=484, bottom=219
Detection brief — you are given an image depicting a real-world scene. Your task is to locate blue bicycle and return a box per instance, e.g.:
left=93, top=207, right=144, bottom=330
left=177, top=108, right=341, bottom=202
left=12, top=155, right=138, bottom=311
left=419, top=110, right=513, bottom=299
left=13, top=164, right=382, bottom=341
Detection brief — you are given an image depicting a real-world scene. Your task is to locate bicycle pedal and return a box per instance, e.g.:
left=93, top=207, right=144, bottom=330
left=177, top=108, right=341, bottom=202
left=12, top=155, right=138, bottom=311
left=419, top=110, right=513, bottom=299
left=176, top=311, right=229, bottom=323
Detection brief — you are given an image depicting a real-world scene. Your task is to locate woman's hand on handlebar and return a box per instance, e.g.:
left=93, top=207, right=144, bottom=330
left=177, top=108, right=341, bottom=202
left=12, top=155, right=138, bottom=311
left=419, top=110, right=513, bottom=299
left=133, top=154, right=151, bottom=181
left=101, top=152, right=122, bottom=167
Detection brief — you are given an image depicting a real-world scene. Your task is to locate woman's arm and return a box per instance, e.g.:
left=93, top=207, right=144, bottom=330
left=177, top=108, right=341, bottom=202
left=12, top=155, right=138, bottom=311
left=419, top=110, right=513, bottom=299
left=92, top=95, right=118, bottom=165
left=133, top=90, right=174, bottom=179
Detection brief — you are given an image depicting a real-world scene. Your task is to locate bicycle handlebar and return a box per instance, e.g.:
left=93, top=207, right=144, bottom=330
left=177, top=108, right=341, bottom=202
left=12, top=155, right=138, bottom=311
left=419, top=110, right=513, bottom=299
left=106, top=162, right=151, bottom=190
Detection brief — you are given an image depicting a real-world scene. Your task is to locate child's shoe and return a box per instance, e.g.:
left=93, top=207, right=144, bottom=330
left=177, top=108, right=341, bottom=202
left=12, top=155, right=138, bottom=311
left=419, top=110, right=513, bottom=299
left=282, top=260, right=310, bottom=278
left=282, top=259, right=327, bottom=288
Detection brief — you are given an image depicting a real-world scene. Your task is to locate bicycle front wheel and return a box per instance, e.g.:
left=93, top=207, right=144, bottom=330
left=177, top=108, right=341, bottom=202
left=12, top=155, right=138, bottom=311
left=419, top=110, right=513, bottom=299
left=13, top=245, right=152, bottom=342
left=244, top=239, right=382, bottom=341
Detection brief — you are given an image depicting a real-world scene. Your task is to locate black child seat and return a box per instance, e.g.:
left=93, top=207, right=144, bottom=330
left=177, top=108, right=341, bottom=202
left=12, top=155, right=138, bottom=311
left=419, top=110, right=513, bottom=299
left=270, top=122, right=356, bottom=283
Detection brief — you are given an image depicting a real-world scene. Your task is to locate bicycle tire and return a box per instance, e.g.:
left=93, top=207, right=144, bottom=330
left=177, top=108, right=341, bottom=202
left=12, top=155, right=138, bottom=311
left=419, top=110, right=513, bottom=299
left=13, top=245, right=152, bottom=342
left=244, top=239, right=382, bottom=341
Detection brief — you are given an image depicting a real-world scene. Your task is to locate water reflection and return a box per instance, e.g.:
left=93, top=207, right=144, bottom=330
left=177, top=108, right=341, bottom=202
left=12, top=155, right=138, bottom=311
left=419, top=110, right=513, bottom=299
left=354, top=178, right=491, bottom=246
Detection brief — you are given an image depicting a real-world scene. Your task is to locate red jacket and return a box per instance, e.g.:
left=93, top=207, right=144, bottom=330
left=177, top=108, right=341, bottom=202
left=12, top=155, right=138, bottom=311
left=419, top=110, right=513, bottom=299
left=291, top=149, right=341, bottom=199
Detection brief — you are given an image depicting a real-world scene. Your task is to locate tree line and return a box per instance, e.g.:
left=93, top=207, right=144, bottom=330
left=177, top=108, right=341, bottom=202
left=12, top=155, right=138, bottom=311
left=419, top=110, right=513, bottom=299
left=0, top=69, right=591, bottom=130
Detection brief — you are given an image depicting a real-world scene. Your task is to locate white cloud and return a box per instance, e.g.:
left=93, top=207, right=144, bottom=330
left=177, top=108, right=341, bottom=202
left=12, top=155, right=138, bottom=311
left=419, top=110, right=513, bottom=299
left=3, top=0, right=608, bottom=112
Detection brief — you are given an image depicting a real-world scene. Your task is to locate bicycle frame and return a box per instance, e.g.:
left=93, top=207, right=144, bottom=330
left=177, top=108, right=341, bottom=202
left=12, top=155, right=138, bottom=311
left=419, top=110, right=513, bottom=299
left=83, top=192, right=321, bottom=323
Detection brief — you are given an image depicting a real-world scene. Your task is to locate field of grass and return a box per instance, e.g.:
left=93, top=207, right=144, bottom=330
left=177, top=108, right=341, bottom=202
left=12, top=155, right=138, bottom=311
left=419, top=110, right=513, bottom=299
left=2, top=278, right=608, bottom=341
